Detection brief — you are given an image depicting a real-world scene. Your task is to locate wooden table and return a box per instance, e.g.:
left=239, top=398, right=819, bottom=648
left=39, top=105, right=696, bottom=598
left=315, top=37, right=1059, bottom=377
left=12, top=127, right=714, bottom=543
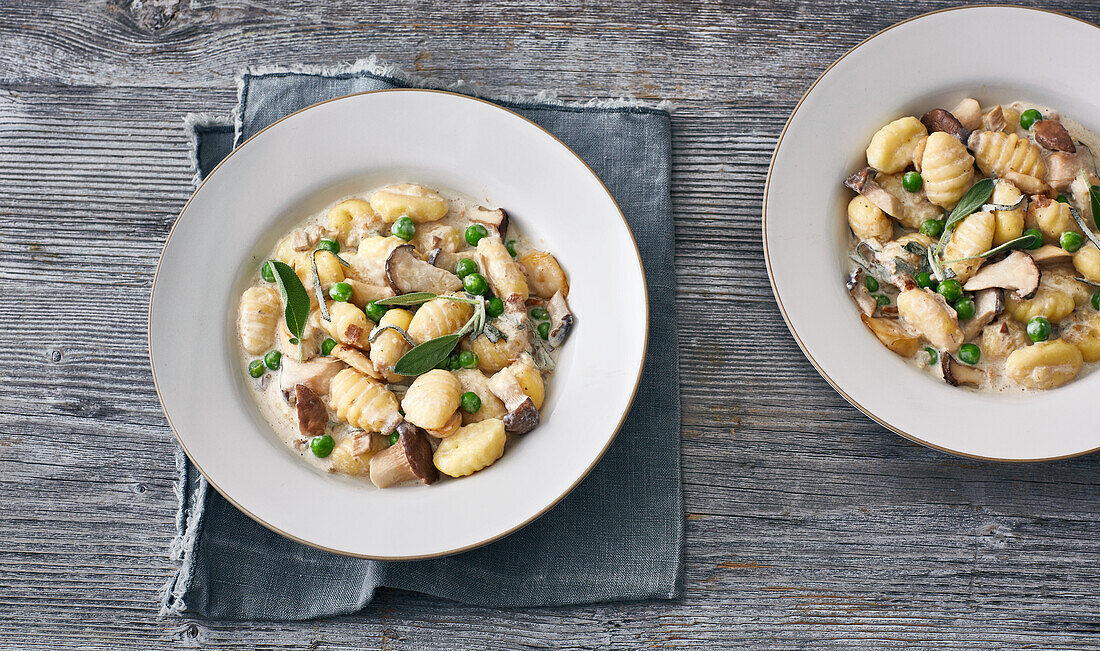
left=3, top=1, right=1100, bottom=647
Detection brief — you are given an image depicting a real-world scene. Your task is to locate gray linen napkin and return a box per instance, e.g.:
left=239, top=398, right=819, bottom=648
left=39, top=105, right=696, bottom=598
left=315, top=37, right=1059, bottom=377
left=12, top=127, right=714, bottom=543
left=162, top=60, right=682, bottom=620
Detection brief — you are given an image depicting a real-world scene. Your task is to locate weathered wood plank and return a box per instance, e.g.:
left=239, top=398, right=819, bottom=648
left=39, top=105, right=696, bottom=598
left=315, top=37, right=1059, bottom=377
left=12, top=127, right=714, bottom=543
left=4, top=0, right=1100, bottom=648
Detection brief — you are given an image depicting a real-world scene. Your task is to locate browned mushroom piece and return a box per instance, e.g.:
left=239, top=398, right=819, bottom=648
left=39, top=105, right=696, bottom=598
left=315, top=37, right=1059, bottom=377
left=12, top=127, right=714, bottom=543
left=1044, top=151, right=1085, bottom=191
left=294, top=384, right=328, bottom=437
left=981, top=106, right=1006, bottom=132
left=487, top=366, right=540, bottom=434
left=368, top=420, right=439, bottom=488
left=546, top=290, right=574, bottom=349
left=1028, top=245, right=1075, bottom=267
left=470, top=206, right=509, bottom=238
left=959, top=288, right=1004, bottom=341
left=940, top=353, right=985, bottom=387
left=860, top=313, right=919, bottom=357
left=1033, top=119, right=1076, bottom=153
left=385, top=244, right=463, bottom=294
left=920, top=108, right=969, bottom=143
left=961, top=250, right=1041, bottom=300
left=844, top=167, right=903, bottom=218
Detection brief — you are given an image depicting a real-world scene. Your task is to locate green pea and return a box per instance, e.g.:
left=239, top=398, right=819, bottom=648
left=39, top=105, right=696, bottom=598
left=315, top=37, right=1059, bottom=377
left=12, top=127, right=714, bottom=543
left=460, top=391, right=482, bottom=414
left=261, top=260, right=276, bottom=283
left=317, top=238, right=339, bottom=254
left=364, top=300, right=389, bottom=322
left=310, top=434, right=334, bottom=458
left=958, top=343, right=981, bottom=365
left=925, top=347, right=938, bottom=365
left=864, top=276, right=880, bottom=293
left=530, top=306, right=550, bottom=321
left=902, top=171, right=924, bottom=192
left=874, top=294, right=890, bottom=307
left=328, top=281, right=353, bottom=302
left=1093, top=291, right=1100, bottom=311
left=388, top=431, right=399, bottom=446
left=464, top=224, right=489, bottom=247
left=448, top=352, right=462, bottom=370
left=953, top=296, right=975, bottom=320
left=537, top=321, right=550, bottom=340
left=486, top=296, right=504, bottom=318
left=321, top=338, right=337, bottom=356
left=1026, top=316, right=1052, bottom=343
left=264, top=350, right=282, bottom=370
left=919, top=219, right=945, bottom=238
left=1057, top=194, right=1069, bottom=204
left=391, top=216, right=416, bottom=241
left=463, top=272, right=489, bottom=295
left=936, top=278, right=963, bottom=303
left=916, top=272, right=935, bottom=290
left=1020, top=108, right=1042, bottom=130
left=454, top=258, right=478, bottom=278
left=1022, top=228, right=1044, bottom=250
left=505, top=240, right=518, bottom=257
left=1060, top=231, right=1084, bottom=253
left=248, top=359, right=266, bottom=378
left=458, top=350, right=479, bottom=369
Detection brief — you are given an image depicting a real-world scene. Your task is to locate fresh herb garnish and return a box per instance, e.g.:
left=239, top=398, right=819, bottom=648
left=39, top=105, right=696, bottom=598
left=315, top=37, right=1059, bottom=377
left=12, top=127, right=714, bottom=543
left=1067, top=202, right=1100, bottom=253
left=311, top=248, right=355, bottom=323
left=389, top=293, right=488, bottom=376
left=1086, top=175, right=1100, bottom=231
left=940, top=234, right=1036, bottom=264
left=267, top=260, right=311, bottom=362
left=368, top=323, right=417, bottom=347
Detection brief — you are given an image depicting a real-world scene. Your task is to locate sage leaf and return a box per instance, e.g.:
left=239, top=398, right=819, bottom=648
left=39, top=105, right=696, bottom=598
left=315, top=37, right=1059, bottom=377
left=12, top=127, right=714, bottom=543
left=268, top=260, right=310, bottom=341
left=394, top=334, right=462, bottom=376
left=376, top=292, right=438, bottom=307
left=368, top=324, right=416, bottom=347
left=311, top=250, right=331, bottom=322
left=940, top=234, right=1036, bottom=264
left=1067, top=204, right=1100, bottom=253
left=1089, top=184, right=1100, bottom=231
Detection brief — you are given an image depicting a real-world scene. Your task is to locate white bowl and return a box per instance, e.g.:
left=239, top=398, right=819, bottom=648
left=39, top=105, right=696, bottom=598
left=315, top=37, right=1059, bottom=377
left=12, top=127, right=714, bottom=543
left=764, top=7, right=1100, bottom=461
left=150, top=89, right=648, bottom=558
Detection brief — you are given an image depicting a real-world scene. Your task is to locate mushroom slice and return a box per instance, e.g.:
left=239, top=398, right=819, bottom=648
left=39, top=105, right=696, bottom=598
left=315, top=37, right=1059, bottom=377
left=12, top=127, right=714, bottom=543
left=1029, top=245, right=1075, bottom=267
left=368, top=420, right=439, bottom=488
left=331, top=344, right=384, bottom=380
left=289, top=229, right=317, bottom=252
left=951, top=98, right=982, bottom=132
left=939, top=353, right=986, bottom=388
left=546, top=290, right=574, bottom=349
left=844, top=168, right=903, bottom=218
left=426, top=410, right=462, bottom=439
left=981, top=106, right=1006, bottom=133
left=1033, top=120, right=1076, bottom=153
left=294, top=384, right=328, bottom=437
left=1044, top=151, right=1084, bottom=191
left=960, top=288, right=1004, bottom=341
left=921, top=108, right=969, bottom=143
left=962, top=250, right=1041, bottom=300
left=1002, top=170, right=1050, bottom=196
left=384, top=244, right=462, bottom=294
left=847, top=268, right=877, bottom=316
left=469, top=206, right=509, bottom=238
left=280, top=356, right=343, bottom=397
left=860, top=314, right=919, bottom=357
left=487, top=366, right=540, bottom=434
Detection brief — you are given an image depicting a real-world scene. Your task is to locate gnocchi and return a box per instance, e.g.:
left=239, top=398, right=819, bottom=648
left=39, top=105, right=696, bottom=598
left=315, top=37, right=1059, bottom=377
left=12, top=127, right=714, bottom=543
left=237, top=182, right=572, bottom=487
left=844, top=97, right=1100, bottom=392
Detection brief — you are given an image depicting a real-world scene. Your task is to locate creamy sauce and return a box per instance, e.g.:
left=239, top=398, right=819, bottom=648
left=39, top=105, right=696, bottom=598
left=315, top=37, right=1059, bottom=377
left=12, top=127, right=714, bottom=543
left=848, top=100, right=1100, bottom=393
left=238, top=184, right=555, bottom=477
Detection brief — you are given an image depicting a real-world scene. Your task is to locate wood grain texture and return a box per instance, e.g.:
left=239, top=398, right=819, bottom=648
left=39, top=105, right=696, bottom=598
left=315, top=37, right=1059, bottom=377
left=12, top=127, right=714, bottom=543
left=3, top=0, right=1100, bottom=648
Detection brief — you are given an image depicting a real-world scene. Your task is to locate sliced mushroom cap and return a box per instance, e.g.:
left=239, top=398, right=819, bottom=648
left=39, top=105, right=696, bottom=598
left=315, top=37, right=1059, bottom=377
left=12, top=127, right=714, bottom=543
left=848, top=269, right=877, bottom=316
left=331, top=343, right=384, bottom=380
left=860, top=314, right=919, bottom=357
left=385, top=244, right=463, bottom=294
left=1033, top=119, right=1076, bottom=153
left=1028, top=244, right=1075, bottom=267
left=981, top=105, right=1006, bottom=133
left=470, top=206, right=509, bottom=238
left=921, top=108, right=969, bottom=143
left=940, top=353, right=986, bottom=387
left=961, top=250, right=1041, bottom=300
left=960, top=288, right=1004, bottom=341
left=546, top=290, right=574, bottom=349
left=280, top=356, right=343, bottom=397
left=368, top=420, right=439, bottom=488
left=844, top=167, right=903, bottom=218
left=1044, top=151, right=1084, bottom=191
left=294, top=384, right=328, bottom=437
left=487, top=366, right=540, bottom=434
